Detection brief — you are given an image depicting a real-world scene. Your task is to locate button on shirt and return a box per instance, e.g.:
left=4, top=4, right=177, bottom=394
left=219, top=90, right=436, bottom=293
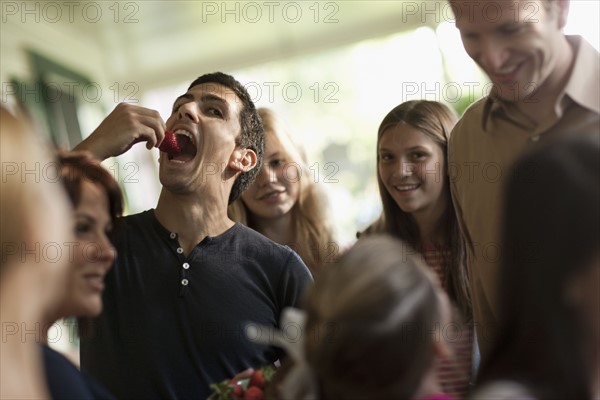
left=80, top=210, right=313, bottom=400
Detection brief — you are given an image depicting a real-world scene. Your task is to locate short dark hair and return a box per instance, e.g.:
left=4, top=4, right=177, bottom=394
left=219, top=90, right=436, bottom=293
left=188, top=72, right=264, bottom=204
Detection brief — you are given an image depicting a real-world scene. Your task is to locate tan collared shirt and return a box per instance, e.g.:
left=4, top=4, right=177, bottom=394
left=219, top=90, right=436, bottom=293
left=448, top=36, right=600, bottom=359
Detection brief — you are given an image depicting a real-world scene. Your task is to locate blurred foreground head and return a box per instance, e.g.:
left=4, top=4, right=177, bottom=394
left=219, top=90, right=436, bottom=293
left=304, top=235, right=451, bottom=399
left=482, top=134, right=600, bottom=399
left=0, top=104, right=73, bottom=399
left=0, top=105, right=73, bottom=307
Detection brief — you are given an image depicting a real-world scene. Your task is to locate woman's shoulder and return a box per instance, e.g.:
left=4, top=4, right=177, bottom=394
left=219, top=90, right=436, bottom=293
left=42, top=345, right=116, bottom=399
left=42, top=345, right=78, bottom=373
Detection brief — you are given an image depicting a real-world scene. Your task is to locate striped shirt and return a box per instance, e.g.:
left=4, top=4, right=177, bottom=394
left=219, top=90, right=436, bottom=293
left=420, top=246, right=473, bottom=399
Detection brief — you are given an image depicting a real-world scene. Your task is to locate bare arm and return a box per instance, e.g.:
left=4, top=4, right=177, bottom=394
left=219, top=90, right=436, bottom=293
left=74, top=103, right=167, bottom=161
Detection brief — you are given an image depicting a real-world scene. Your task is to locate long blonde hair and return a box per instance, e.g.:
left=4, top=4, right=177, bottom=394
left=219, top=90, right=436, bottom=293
left=229, top=108, right=335, bottom=275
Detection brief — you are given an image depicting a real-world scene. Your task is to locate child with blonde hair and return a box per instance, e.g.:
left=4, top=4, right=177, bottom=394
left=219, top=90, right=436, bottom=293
left=230, top=107, right=336, bottom=276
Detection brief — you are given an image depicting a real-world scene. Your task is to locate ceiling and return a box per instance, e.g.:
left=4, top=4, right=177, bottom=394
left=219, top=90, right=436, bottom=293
left=54, top=1, right=443, bottom=89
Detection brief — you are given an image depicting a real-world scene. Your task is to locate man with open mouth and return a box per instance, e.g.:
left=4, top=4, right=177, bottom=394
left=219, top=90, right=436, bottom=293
left=74, top=72, right=313, bottom=399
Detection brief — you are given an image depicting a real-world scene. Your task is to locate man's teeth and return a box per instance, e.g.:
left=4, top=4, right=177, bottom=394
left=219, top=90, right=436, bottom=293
left=174, top=129, right=193, bottom=140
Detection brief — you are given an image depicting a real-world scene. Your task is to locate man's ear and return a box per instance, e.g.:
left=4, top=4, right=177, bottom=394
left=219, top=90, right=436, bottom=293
left=229, top=148, right=257, bottom=173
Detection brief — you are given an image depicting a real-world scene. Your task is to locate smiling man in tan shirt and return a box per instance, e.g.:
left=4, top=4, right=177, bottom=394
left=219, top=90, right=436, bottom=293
left=448, top=0, right=599, bottom=362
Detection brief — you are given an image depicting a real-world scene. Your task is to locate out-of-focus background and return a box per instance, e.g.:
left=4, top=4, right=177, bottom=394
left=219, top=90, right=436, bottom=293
left=2, top=0, right=598, bottom=244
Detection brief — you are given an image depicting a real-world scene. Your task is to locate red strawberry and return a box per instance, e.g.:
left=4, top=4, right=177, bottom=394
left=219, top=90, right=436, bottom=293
left=249, top=370, right=265, bottom=388
left=158, top=131, right=181, bottom=155
left=243, top=386, right=264, bottom=400
left=230, top=383, right=243, bottom=398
